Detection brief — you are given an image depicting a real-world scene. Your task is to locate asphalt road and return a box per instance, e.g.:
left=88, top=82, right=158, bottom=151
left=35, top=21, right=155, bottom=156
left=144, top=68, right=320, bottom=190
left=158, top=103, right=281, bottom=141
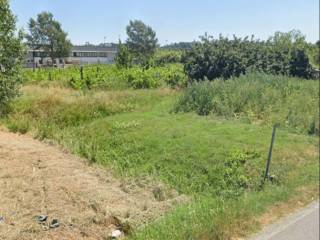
left=250, top=201, right=319, bottom=240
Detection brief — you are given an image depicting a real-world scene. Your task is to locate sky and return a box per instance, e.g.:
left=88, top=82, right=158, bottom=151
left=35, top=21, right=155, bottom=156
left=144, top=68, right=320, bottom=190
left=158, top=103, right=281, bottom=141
left=10, top=0, right=319, bottom=45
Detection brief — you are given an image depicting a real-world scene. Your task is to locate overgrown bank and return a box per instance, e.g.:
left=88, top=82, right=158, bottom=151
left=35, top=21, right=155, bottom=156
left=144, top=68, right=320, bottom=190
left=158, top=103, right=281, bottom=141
left=174, top=73, right=319, bottom=135
left=2, top=73, right=319, bottom=239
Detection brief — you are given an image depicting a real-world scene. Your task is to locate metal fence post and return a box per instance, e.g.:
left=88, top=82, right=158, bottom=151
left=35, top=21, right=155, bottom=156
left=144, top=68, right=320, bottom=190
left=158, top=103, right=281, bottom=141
left=264, top=124, right=278, bottom=182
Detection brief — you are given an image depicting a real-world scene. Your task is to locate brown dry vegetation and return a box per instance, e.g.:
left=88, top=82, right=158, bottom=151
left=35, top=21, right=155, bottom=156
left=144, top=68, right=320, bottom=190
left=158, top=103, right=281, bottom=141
left=0, top=130, right=187, bottom=240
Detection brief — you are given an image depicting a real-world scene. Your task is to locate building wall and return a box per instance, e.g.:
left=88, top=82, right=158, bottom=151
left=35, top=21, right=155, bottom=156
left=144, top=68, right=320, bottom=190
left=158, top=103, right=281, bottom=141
left=67, top=52, right=116, bottom=65
left=24, top=49, right=117, bottom=68
left=25, top=56, right=64, bottom=68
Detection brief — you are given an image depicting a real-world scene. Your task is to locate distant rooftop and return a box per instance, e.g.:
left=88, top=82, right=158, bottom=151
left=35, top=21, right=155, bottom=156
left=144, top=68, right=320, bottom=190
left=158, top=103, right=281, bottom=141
left=72, top=44, right=117, bottom=52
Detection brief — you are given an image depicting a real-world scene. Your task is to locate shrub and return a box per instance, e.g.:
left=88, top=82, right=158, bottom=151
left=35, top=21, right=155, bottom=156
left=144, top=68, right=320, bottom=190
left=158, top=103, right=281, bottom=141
left=115, top=41, right=132, bottom=69
left=174, top=73, right=319, bottom=134
left=126, top=67, right=160, bottom=89
left=289, top=49, right=312, bottom=78
left=23, top=64, right=187, bottom=89
left=182, top=35, right=246, bottom=81
left=0, top=0, right=24, bottom=115
left=182, top=31, right=313, bottom=82
left=154, top=50, right=182, bottom=66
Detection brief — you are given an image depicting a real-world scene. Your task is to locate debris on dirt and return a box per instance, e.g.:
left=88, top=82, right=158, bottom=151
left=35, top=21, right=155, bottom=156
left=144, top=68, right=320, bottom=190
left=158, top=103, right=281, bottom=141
left=34, top=215, right=48, bottom=223
left=152, top=186, right=166, bottom=201
left=0, top=216, right=4, bottom=223
left=41, top=225, right=49, bottom=231
left=111, top=229, right=123, bottom=238
left=49, top=218, right=60, bottom=228
left=105, top=216, right=122, bottom=227
left=0, top=130, right=188, bottom=239
left=119, top=221, right=132, bottom=234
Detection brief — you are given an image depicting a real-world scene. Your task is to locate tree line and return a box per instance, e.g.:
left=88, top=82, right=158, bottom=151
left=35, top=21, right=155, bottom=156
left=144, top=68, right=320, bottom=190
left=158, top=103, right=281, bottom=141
left=19, top=10, right=320, bottom=80
left=182, top=31, right=318, bottom=80
left=23, top=11, right=319, bottom=81
left=1, top=0, right=319, bottom=112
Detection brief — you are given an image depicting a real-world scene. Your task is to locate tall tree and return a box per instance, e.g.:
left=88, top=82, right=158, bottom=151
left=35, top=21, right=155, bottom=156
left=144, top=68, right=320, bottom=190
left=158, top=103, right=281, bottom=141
left=126, top=20, right=158, bottom=66
left=0, top=0, right=24, bottom=114
left=26, top=12, right=72, bottom=65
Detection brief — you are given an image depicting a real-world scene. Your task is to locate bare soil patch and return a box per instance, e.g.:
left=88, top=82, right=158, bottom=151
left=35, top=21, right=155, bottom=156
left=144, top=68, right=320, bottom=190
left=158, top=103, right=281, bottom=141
left=0, top=130, right=187, bottom=240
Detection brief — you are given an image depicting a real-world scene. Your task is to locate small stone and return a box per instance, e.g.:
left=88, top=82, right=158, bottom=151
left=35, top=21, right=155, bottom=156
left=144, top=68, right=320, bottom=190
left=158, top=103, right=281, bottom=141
left=111, top=229, right=122, bottom=238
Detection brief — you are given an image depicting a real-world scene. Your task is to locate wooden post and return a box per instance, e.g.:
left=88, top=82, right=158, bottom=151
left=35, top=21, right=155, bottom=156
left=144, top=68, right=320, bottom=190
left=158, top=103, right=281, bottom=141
left=80, top=66, right=83, bottom=80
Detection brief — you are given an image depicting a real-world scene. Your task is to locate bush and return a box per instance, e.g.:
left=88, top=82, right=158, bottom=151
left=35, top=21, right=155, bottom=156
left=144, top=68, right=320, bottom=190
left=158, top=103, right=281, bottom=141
left=154, top=50, right=182, bottom=66
left=115, top=41, right=132, bottom=69
left=289, top=49, right=312, bottom=78
left=0, top=0, right=24, bottom=115
left=182, top=35, right=246, bottom=81
left=23, top=64, right=187, bottom=89
left=182, top=31, right=314, bottom=82
left=174, top=73, right=319, bottom=134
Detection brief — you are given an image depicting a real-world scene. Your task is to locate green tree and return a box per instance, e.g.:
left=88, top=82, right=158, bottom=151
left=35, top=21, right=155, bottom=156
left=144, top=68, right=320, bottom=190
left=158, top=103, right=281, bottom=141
left=183, top=34, right=247, bottom=81
left=26, top=11, right=72, bottom=65
left=154, top=49, right=182, bottom=66
left=289, top=49, right=312, bottom=78
left=115, top=40, right=132, bottom=69
left=0, top=0, right=24, bottom=114
left=126, top=20, right=158, bottom=66
left=183, top=30, right=313, bottom=81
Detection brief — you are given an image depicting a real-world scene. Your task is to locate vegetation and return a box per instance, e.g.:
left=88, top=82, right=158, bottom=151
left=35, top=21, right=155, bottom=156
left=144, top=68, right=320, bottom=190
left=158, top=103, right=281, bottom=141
left=3, top=72, right=318, bottom=239
left=154, top=49, right=182, bottom=66
left=26, top=11, right=72, bottom=64
left=174, top=73, right=319, bottom=135
left=0, top=0, right=24, bottom=115
left=126, top=20, right=158, bottom=66
left=115, top=40, right=132, bottom=69
left=1, top=3, right=318, bottom=238
left=22, top=64, right=187, bottom=89
left=307, top=40, right=320, bottom=69
left=183, top=30, right=314, bottom=81
left=161, top=42, right=195, bottom=50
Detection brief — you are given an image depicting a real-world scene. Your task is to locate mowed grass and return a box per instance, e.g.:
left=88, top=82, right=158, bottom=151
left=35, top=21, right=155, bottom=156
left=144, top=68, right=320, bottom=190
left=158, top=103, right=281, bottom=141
left=2, top=74, right=319, bottom=239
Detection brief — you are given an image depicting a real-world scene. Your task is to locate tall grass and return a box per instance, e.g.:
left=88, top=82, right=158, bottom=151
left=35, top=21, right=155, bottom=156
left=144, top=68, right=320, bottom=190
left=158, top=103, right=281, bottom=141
left=174, top=73, right=319, bottom=135
left=5, top=86, right=174, bottom=138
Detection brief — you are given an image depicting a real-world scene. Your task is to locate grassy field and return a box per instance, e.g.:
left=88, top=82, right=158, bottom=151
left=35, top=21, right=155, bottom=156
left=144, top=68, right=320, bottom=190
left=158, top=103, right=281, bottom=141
left=2, top=70, right=319, bottom=239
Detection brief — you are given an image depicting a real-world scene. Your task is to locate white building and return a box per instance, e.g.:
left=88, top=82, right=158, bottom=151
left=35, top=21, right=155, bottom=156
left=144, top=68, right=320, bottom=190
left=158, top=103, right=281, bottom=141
left=25, top=44, right=118, bottom=68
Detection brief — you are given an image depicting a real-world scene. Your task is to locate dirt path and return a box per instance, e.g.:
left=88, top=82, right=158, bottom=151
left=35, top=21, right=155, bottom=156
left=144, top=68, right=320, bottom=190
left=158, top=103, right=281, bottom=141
left=0, top=130, right=186, bottom=240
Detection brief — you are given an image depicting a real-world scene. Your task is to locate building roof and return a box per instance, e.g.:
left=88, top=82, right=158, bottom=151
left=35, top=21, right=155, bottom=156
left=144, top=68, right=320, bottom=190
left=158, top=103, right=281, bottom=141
left=72, top=45, right=117, bottom=52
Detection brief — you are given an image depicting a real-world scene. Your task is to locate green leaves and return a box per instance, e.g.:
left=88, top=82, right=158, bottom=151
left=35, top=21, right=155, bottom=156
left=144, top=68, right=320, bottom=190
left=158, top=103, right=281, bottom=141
left=183, top=31, right=314, bottom=81
left=26, top=11, right=72, bottom=62
left=183, top=35, right=247, bottom=81
left=0, top=0, right=24, bottom=114
left=23, top=64, right=187, bottom=90
left=115, top=40, right=132, bottom=69
left=174, top=73, right=319, bottom=135
left=126, top=20, right=158, bottom=66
